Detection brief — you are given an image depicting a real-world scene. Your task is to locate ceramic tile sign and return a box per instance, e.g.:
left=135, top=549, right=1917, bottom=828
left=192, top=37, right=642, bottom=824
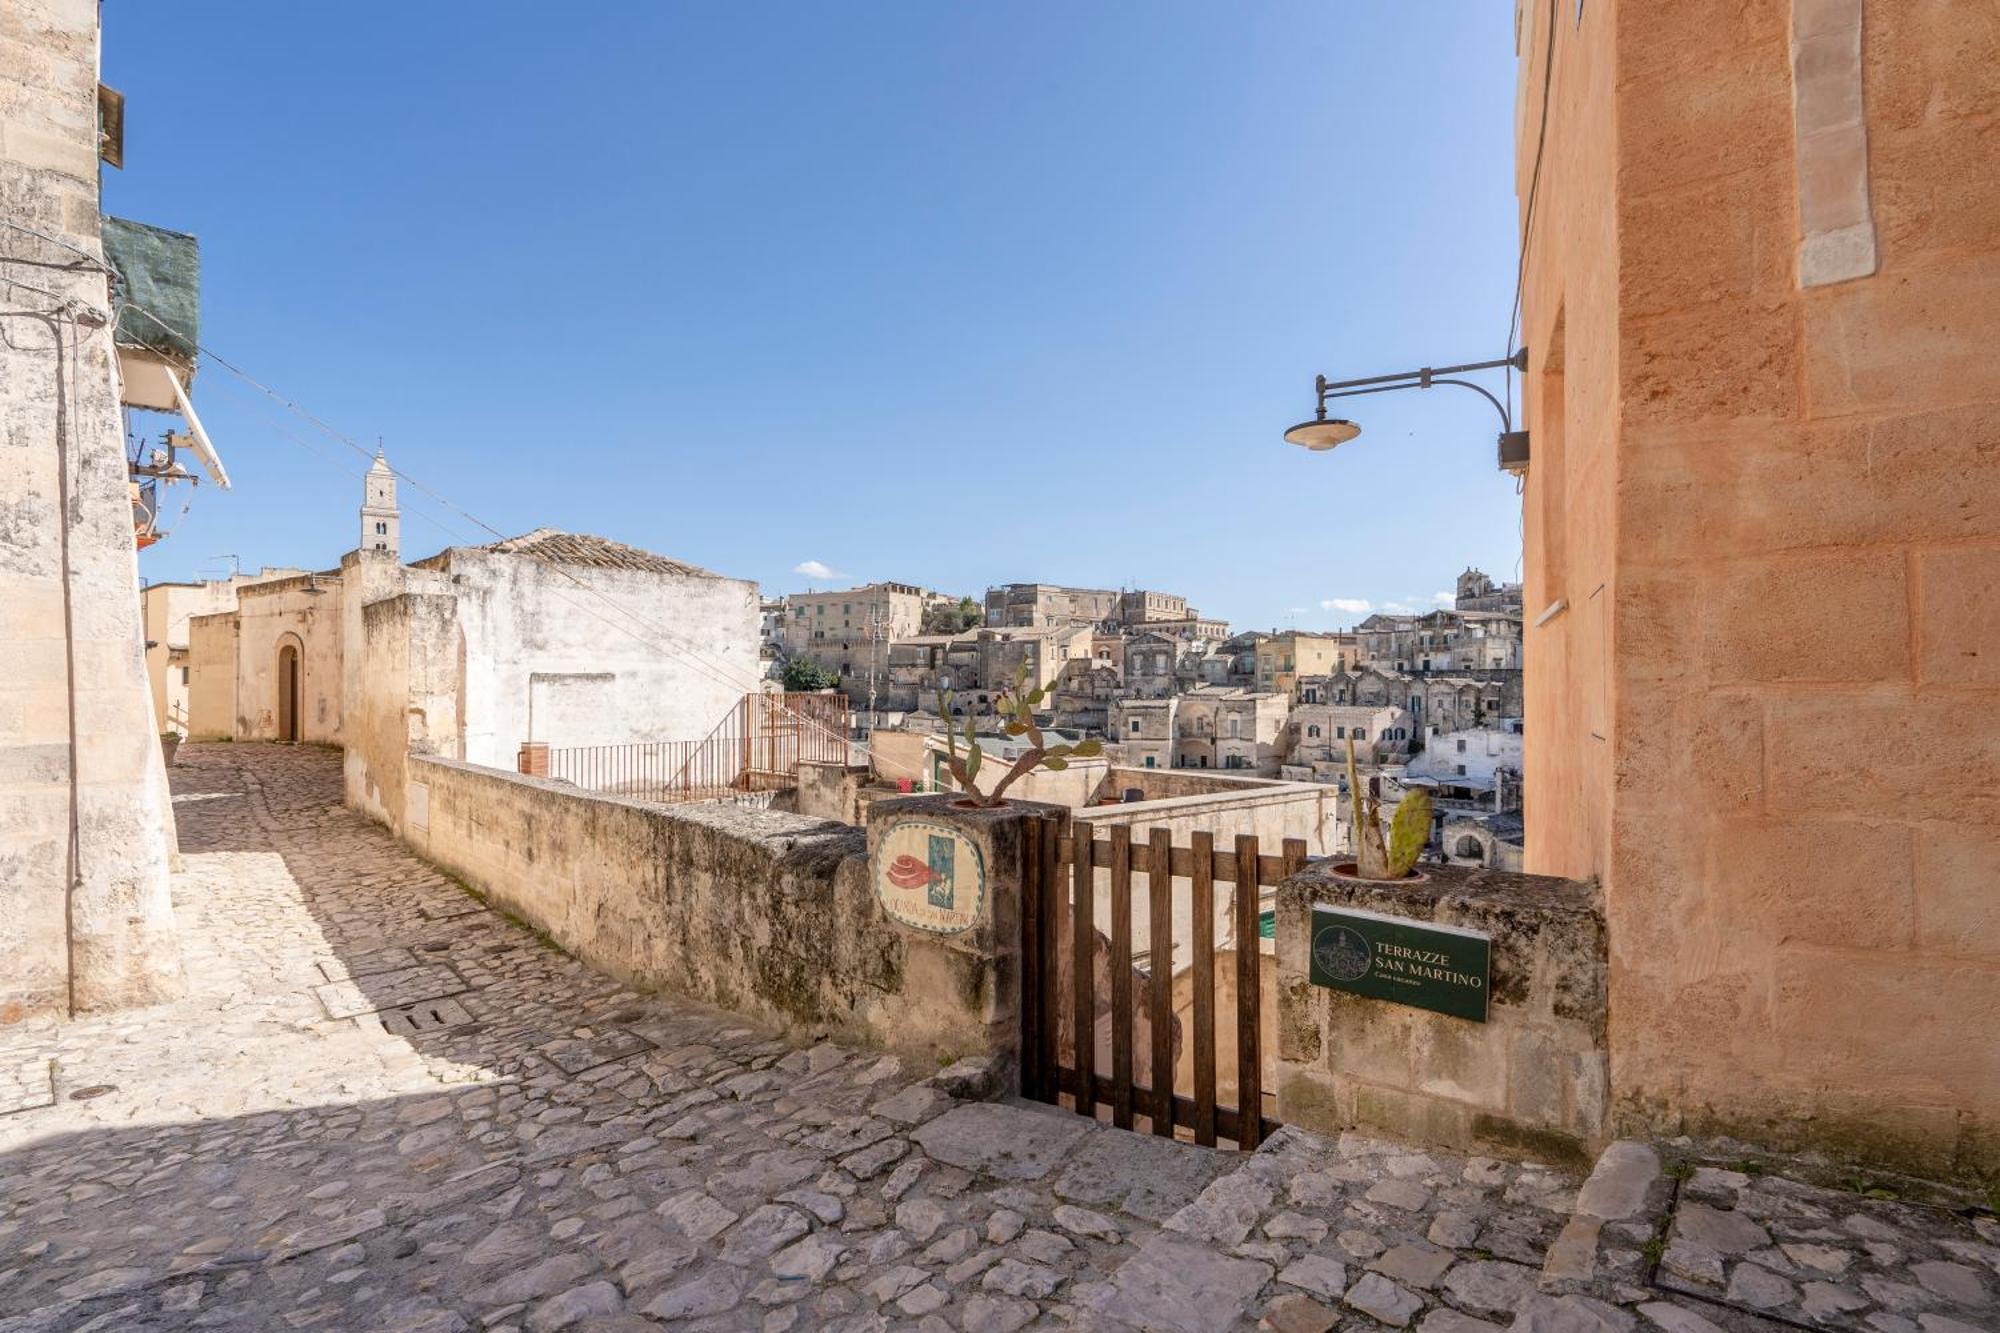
left=875, top=818, right=985, bottom=935
left=1309, top=903, right=1490, bottom=1022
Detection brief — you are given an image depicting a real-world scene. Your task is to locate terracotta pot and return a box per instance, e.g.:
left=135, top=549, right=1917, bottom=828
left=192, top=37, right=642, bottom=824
left=159, top=734, right=180, bottom=767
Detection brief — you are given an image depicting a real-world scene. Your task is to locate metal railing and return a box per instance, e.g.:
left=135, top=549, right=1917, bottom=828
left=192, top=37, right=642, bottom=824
left=546, top=693, right=852, bottom=806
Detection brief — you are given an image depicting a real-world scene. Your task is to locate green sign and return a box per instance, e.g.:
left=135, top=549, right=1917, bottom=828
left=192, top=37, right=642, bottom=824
left=1309, top=904, right=1490, bottom=1022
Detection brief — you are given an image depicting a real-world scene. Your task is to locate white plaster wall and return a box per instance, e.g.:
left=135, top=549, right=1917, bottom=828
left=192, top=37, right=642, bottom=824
left=439, top=550, right=758, bottom=769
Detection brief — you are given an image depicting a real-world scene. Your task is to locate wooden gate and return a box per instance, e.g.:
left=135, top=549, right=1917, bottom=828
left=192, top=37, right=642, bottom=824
left=1018, top=814, right=1306, bottom=1149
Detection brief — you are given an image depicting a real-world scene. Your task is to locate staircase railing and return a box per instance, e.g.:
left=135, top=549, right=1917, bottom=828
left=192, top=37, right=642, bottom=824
left=544, top=693, right=852, bottom=805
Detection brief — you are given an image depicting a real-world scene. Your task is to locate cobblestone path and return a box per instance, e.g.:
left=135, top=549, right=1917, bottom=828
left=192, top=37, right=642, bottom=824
left=13, top=745, right=1969, bottom=1333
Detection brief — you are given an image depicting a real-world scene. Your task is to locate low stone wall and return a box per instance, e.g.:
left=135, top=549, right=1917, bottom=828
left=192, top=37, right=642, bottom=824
left=792, top=761, right=871, bottom=824
left=1077, top=780, right=1339, bottom=859
left=1091, top=766, right=1283, bottom=803
left=1274, top=861, right=1608, bottom=1163
left=401, top=757, right=1012, bottom=1065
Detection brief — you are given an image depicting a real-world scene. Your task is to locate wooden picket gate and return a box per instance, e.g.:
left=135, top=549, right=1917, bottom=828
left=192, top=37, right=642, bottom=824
left=1018, top=814, right=1306, bottom=1150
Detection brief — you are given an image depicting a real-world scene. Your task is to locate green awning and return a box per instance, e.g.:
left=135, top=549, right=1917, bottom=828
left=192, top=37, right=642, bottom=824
left=102, top=215, right=199, bottom=365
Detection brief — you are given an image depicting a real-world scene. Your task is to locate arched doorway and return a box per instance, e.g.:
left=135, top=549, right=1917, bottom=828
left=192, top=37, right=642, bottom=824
left=1454, top=834, right=1485, bottom=863
left=278, top=642, right=300, bottom=742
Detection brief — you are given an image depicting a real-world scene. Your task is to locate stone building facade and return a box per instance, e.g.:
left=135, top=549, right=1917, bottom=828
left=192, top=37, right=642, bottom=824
left=140, top=567, right=303, bottom=737
left=190, top=464, right=761, bottom=773
left=984, top=582, right=1122, bottom=629
left=775, top=581, right=952, bottom=704
left=1455, top=565, right=1523, bottom=614
left=1281, top=703, right=1417, bottom=772
left=1517, top=0, right=1999, bottom=1175
left=1254, top=631, right=1356, bottom=699
left=2, top=1, right=184, bottom=1018
left=1355, top=609, right=1523, bottom=673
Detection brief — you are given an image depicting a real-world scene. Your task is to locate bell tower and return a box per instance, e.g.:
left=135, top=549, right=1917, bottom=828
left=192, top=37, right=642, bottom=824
left=361, top=447, right=399, bottom=557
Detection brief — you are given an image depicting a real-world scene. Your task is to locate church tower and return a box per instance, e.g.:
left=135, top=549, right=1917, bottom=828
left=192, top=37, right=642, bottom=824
left=361, top=447, right=399, bottom=557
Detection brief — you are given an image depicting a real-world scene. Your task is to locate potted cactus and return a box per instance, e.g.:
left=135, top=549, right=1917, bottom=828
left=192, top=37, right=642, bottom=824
left=936, top=666, right=1101, bottom=809
left=1339, top=736, right=1431, bottom=880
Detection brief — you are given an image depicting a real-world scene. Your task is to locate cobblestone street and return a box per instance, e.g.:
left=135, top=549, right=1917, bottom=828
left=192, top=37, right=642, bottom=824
left=0, top=746, right=1990, bottom=1333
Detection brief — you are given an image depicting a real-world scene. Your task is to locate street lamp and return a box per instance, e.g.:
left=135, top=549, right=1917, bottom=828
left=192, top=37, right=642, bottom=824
left=1283, top=348, right=1531, bottom=475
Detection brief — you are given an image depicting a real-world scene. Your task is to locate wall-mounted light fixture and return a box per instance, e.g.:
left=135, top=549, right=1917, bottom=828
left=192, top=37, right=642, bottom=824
left=1284, top=349, right=1530, bottom=475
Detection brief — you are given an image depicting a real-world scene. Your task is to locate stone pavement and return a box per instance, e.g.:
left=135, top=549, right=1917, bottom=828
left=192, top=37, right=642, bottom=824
left=0, top=745, right=1986, bottom=1333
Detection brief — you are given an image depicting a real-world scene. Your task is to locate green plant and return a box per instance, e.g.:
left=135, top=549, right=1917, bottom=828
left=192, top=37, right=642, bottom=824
left=922, top=595, right=983, bottom=635
left=937, top=665, right=1101, bottom=808
left=781, top=655, right=841, bottom=692
left=1345, top=735, right=1432, bottom=879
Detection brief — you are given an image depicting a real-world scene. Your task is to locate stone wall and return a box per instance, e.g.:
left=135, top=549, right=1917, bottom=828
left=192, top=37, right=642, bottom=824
left=1077, top=777, right=1339, bottom=859
left=398, top=760, right=1014, bottom=1066
left=1274, top=862, right=1608, bottom=1165
left=421, top=546, right=757, bottom=770
left=232, top=574, right=344, bottom=743
left=1520, top=0, right=2000, bottom=1176
left=792, top=760, right=871, bottom=824
left=0, top=0, right=182, bottom=1018
left=185, top=611, right=239, bottom=741
left=1089, top=766, right=1282, bottom=803
left=347, top=591, right=462, bottom=830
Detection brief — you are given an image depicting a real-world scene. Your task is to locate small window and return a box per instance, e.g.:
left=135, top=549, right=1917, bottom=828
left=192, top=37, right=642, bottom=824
left=1354, top=727, right=1367, bottom=741
left=1130, top=719, right=1141, bottom=733
left=180, top=666, right=190, bottom=685
left=1307, top=725, right=1321, bottom=738
left=374, top=521, right=387, bottom=535
left=1144, top=755, right=1156, bottom=768
left=1457, top=738, right=1467, bottom=753
left=1456, top=764, right=1467, bottom=776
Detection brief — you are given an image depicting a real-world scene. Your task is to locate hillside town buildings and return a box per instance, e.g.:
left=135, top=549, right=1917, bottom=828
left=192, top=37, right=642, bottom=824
left=9, top=17, right=1992, bottom=1325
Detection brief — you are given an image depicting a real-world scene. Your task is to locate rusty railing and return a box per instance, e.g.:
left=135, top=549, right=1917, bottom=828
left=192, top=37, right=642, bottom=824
left=544, top=693, right=852, bottom=806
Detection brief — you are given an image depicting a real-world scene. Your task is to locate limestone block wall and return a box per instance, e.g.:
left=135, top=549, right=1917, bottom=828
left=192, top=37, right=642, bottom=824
left=0, top=0, right=182, bottom=1018
left=401, top=762, right=1006, bottom=1066
left=1273, top=862, right=1608, bottom=1164
left=1520, top=0, right=2000, bottom=1176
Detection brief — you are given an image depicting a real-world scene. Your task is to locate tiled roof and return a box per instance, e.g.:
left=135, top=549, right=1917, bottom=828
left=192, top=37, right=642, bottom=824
left=450, top=529, right=723, bottom=578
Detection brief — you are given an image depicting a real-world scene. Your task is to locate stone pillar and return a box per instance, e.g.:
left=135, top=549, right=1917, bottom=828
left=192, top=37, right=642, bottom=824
left=864, top=794, right=1061, bottom=1080
left=0, top=0, right=183, bottom=1019
left=1273, top=861, right=1609, bottom=1164
left=517, top=742, right=549, bottom=778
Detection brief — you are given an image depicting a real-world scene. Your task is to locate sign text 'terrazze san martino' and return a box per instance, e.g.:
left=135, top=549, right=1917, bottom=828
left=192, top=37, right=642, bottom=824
left=1309, top=904, right=1491, bottom=1022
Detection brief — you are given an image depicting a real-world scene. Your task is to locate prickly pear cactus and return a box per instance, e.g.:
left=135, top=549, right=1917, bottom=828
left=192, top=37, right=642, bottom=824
left=1385, top=787, right=1434, bottom=879
left=1348, top=737, right=1391, bottom=878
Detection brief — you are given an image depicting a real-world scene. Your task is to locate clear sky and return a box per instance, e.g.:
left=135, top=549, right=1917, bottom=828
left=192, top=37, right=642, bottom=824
left=113, top=2, right=1524, bottom=633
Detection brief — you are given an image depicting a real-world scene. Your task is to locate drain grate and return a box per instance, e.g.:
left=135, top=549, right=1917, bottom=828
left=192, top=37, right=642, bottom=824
left=68, top=1084, right=117, bottom=1101
left=375, top=997, right=474, bottom=1036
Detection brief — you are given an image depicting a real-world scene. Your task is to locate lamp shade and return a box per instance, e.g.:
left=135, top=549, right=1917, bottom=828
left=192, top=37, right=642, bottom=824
left=1283, top=417, right=1362, bottom=451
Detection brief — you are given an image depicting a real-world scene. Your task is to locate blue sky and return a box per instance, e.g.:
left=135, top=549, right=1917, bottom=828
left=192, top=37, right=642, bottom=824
left=114, top=3, right=1523, bottom=633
